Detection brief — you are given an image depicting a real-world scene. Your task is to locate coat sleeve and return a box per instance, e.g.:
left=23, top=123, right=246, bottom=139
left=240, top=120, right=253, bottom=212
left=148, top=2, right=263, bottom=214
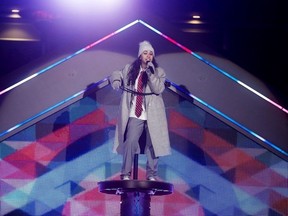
left=109, top=70, right=122, bottom=88
left=109, top=64, right=130, bottom=87
left=146, top=67, right=166, bottom=94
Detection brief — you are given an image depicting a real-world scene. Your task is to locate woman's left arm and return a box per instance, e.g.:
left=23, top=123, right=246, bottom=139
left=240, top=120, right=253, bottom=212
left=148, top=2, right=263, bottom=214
left=146, top=67, right=166, bottom=94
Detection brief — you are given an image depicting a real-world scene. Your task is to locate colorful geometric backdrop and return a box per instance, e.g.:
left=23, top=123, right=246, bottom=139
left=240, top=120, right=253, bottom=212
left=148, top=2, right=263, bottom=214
left=1, top=85, right=287, bottom=216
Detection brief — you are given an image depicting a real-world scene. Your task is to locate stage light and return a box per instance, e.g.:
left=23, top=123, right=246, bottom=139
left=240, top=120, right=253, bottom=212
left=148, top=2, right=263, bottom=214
left=0, top=23, right=40, bottom=41
left=187, top=20, right=203, bottom=24
left=11, top=9, right=20, bottom=13
left=8, top=9, right=21, bottom=18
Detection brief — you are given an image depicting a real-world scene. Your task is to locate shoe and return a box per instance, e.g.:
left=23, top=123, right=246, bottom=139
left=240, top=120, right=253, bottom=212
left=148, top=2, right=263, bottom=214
left=122, top=175, right=130, bottom=180
left=147, top=176, right=156, bottom=181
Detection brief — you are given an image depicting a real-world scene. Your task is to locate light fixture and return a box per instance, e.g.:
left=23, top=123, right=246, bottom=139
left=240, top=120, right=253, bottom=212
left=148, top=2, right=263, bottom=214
left=187, top=20, right=203, bottom=25
left=11, top=9, right=20, bottom=13
left=9, top=9, right=21, bottom=18
left=0, top=23, right=40, bottom=41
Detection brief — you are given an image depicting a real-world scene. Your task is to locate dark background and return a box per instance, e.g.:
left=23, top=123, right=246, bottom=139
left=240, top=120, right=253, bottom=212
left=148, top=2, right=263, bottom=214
left=0, top=0, right=287, bottom=107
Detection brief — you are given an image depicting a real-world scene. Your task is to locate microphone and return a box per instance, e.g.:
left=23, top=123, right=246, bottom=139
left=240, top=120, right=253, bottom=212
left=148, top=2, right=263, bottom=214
left=146, top=61, right=154, bottom=74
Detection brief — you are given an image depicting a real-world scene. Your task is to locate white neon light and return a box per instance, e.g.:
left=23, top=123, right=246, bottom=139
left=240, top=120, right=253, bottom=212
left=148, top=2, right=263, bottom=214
left=138, top=20, right=287, bottom=114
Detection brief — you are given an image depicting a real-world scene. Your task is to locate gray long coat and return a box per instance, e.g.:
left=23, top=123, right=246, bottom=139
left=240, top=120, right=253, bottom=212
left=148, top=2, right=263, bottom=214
left=109, top=64, right=171, bottom=157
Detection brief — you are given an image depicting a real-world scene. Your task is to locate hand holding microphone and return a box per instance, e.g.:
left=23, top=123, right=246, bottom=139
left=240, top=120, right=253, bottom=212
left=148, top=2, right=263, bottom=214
left=146, top=61, right=155, bottom=74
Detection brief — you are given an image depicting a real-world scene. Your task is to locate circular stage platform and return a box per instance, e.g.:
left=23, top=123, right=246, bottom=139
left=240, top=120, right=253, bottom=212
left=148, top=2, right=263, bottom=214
left=98, top=179, right=173, bottom=196
left=98, top=180, right=173, bottom=216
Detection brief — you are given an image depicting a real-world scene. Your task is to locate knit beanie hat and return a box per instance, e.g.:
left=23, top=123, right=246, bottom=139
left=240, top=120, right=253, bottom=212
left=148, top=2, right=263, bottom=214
left=138, top=41, right=155, bottom=57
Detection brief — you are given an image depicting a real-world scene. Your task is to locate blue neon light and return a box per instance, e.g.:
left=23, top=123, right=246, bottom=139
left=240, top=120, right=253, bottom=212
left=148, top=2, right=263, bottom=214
left=172, top=82, right=288, bottom=157
left=0, top=79, right=107, bottom=138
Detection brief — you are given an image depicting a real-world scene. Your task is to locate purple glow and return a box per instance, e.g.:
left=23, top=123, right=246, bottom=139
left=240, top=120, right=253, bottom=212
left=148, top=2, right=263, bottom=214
left=55, top=0, right=126, bottom=12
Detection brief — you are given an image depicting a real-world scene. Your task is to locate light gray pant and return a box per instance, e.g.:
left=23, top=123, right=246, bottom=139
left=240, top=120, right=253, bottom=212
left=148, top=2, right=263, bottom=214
left=121, top=117, right=158, bottom=178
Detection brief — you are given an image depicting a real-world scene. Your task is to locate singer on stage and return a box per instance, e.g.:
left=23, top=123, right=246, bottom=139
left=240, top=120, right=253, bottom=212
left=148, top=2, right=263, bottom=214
left=109, top=40, right=171, bottom=181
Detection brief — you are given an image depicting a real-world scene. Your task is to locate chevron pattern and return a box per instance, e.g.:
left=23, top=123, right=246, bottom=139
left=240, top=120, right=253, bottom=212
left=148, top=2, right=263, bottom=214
left=1, top=88, right=287, bottom=216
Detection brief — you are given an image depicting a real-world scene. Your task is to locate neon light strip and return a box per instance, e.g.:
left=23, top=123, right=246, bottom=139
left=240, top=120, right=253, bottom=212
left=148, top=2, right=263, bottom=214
left=0, top=79, right=108, bottom=138
left=139, top=20, right=287, bottom=114
left=169, top=80, right=288, bottom=157
left=0, top=20, right=139, bottom=96
left=0, top=20, right=138, bottom=138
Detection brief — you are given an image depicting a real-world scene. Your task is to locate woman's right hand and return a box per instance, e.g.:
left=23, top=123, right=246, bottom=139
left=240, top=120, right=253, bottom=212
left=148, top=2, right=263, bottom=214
left=112, top=80, right=121, bottom=90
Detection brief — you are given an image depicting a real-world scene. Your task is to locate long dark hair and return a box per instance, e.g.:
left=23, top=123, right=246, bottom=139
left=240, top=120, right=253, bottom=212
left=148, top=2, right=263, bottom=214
left=127, top=58, right=158, bottom=86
